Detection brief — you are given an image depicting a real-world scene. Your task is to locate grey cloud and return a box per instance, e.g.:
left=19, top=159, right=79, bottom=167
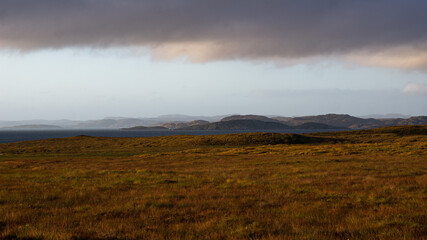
left=1, top=0, right=427, bottom=66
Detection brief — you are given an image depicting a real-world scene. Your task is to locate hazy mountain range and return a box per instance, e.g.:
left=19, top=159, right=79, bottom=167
left=168, top=114, right=427, bottom=131
left=174, top=119, right=343, bottom=131
left=0, top=115, right=226, bottom=129
left=2, top=113, right=422, bottom=130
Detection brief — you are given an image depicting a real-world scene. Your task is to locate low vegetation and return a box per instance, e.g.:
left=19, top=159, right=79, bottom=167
left=0, top=126, right=426, bottom=239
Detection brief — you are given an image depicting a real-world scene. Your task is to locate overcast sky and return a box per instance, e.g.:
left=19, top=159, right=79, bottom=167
left=1, top=0, right=426, bottom=120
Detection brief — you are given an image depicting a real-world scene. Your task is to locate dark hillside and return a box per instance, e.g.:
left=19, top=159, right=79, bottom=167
left=179, top=119, right=292, bottom=130
left=397, top=116, right=427, bottom=125
left=220, top=115, right=281, bottom=123
left=162, top=120, right=210, bottom=129
left=294, top=122, right=345, bottom=129
left=287, top=114, right=383, bottom=128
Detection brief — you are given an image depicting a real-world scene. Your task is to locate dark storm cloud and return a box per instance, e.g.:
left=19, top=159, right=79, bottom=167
left=1, top=0, right=427, bottom=67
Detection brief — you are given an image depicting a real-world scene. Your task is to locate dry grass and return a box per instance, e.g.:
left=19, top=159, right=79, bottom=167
left=0, top=126, right=426, bottom=239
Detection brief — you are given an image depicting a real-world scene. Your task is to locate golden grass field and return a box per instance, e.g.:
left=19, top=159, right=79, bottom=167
left=0, top=126, right=426, bottom=239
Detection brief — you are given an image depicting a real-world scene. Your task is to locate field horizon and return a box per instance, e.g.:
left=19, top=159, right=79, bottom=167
left=0, top=125, right=426, bottom=239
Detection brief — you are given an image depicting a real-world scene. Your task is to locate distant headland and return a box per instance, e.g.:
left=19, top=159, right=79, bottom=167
left=1, top=114, right=426, bottom=131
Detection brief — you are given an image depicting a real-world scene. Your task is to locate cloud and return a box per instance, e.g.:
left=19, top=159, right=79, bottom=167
left=402, top=82, right=427, bottom=95
left=1, top=0, right=427, bottom=69
left=346, top=46, right=427, bottom=70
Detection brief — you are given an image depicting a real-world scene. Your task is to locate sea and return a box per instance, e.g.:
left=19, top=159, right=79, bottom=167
left=0, top=129, right=346, bottom=144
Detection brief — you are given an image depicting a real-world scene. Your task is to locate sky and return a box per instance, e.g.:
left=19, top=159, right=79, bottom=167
left=1, top=0, right=427, bottom=120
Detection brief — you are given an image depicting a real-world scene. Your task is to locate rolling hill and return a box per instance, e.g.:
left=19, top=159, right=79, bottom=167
left=178, top=119, right=293, bottom=130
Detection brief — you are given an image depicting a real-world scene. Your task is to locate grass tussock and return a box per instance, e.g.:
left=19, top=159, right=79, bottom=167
left=0, top=126, right=426, bottom=239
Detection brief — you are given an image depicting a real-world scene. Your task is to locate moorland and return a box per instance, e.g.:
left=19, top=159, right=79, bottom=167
left=0, top=125, right=426, bottom=239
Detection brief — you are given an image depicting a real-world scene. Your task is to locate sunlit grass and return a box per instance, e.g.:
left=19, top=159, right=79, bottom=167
left=0, top=126, right=426, bottom=239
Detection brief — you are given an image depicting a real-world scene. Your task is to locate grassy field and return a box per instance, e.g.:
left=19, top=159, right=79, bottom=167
left=0, top=126, right=426, bottom=239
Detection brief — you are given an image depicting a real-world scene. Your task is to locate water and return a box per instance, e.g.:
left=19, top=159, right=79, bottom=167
left=0, top=129, right=346, bottom=144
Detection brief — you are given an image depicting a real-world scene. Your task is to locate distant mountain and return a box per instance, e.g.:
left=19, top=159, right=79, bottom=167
left=218, top=114, right=346, bottom=129
left=177, top=119, right=343, bottom=130
left=178, top=119, right=293, bottom=130
left=294, top=122, right=346, bottom=129
left=77, top=115, right=225, bottom=129
left=162, top=120, right=210, bottom=130
left=285, top=114, right=383, bottom=129
left=0, top=116, right=226, bottom=129
left=76, top=118, right=148, bottom=129
left=2, top=124, right=62, bottom=129
left=153, top=114, right=226, bottom=123
left=281, top=114, right=426, bottom=129
left=359, top=114, right=411, bottom=119
left=0, top=120, right=80, bottom=128
left=221, top=115, right=282, bottom=123
left=271, top=116, right=292, bottom=122
left=395, top=116, right=427, bottom=125
left=1, top=114, right=425, bottom=130
left=121, top=126, right=169, bottom=130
